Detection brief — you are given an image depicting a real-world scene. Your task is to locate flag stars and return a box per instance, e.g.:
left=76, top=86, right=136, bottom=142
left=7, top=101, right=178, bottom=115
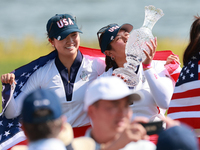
left=4, top=130, right=10, bottom=137
left=2, top=97, right=5, bottom=104
left=186, top=69, right=190, bottom=74
left=15, top=80, right=18, bottom=84
left=0, top=121, right=3, bottom=126
left=33, top=65, right=39, bottom=70
left=190, top=73, right=194, bottom=78
left=7, top=123, right=14, bottom=128
left=25, top=73, right=31, bottom=78
left=184, top=67, right=187, bottom=71
left=18, top=82, right=24, bottom=88
left=17, top=122, right=22, bottom=127
left=192, top=56, right=197, bottom=60
left=191, top=63, right=195, bottom=68
left=182, top=75, right=185, bottom=80
left=2, top=85, right=5, bottom=91
left=20, top=73, right=26, bottom=77
left=13, top=92, right=18, bottom=97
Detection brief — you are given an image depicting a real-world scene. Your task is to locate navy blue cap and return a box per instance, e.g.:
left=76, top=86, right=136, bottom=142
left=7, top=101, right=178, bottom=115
left=46, top=14, right=82, bottom=41
left=157, top=125, right=199, bottom=150
left=21, top=88, right=62, bottom=123
left=98, top=23, right=133, bottom=53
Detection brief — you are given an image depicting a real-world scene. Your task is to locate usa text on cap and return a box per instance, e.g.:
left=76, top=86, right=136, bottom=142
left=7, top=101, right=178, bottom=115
left=47, top=14, right=82, bottom=41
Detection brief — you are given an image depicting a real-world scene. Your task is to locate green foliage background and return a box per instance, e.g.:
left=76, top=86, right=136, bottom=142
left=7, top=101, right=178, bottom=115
left=0, top=37, right=188, bottom=112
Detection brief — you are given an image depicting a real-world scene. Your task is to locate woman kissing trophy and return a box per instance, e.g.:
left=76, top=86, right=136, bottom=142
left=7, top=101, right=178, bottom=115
left=113, top=5, right=164, bottom=87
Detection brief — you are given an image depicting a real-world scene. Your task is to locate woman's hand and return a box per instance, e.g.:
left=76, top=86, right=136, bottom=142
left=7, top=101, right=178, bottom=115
left=142, top=37, right=157, bottom=70
left=112, top=73, right=127, bottom=82
left=165, top=54, right=180, bottom=66
left=1, top=73, right=16, bottom=85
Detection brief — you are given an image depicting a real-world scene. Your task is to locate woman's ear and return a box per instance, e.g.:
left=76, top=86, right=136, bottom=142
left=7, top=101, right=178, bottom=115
left=104, top=50, right=112, bottom=57
left=48, top=38, right=54, bottom=45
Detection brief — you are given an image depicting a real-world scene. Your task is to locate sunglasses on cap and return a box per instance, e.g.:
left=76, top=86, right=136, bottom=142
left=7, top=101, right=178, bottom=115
left=97, top=23, right=133, bottom=53
left=97, top=23, right=119, bottom=41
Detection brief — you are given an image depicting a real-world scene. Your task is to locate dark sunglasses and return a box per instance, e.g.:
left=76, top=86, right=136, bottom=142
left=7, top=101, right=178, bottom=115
left=97, top=23, right=118, bottom=41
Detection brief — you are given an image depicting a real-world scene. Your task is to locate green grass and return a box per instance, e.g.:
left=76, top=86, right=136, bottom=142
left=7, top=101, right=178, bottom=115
left=0, top=37, right=188, bottom=113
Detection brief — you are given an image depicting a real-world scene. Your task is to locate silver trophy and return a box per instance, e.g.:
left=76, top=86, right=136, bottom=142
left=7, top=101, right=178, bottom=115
left=113, top=5, right=164, bottom=87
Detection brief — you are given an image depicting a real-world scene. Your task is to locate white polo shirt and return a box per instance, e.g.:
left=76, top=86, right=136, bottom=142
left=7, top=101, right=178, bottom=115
left=5, top=54, right=105, bottom=127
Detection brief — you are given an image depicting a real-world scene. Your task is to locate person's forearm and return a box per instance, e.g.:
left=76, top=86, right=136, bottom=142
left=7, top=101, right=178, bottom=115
left=144, top=68, right=174, bottom=109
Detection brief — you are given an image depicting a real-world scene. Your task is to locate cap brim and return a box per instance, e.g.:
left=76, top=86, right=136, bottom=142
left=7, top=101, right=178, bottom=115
left=54, top=28, right=82, bottom=40
left=84, top=90, right=143, bottom=111
left=120, top=23, right=133, bottom=33
left=128, top=91, right=143, bottom=105
left=57, top=122, right=74, bottom=146
left=72, top=137, right=95, bottom=150
left=11, top=145, right=28, bottom=150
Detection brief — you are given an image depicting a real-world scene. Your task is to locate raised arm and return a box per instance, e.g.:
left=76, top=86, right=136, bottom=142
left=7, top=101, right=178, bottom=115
left=142, top=38, right=175, bottom=109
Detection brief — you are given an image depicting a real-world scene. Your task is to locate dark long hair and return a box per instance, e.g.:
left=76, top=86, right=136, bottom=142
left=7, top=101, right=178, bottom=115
left=183, top=15, right=200, bottom=65
left=99, top=33, right=118, bottom=71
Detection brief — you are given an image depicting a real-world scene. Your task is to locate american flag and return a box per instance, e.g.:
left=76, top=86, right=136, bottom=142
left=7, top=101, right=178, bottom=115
left=0, top=50, right=58, bottom=150
left=0, top=47, right=179, bottom=150
left=168, top=52, right=200, bottom=129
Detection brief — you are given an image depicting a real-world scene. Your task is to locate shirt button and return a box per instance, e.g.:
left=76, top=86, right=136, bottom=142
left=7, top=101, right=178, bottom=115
left=68, top=80, right=70, bottom=83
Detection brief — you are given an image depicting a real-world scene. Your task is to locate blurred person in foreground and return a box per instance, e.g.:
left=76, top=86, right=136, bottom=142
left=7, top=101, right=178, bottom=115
left=83, top=75, right=198, bottom=150
left=84, top=76, right=156, bottom=150
left=156, top=117, right=198, bottom=150
left=167, top=15, right=200, bottom=148
left=11, top=88, right=95, bottom=150
left=19, top=88, right=67, bottom=150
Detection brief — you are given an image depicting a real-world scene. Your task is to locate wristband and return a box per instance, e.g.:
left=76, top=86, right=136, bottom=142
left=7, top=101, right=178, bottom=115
left=142, top=63, right=152, bottom=69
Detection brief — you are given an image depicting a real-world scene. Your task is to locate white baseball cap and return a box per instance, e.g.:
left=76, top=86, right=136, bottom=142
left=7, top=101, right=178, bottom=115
left=84, top=76, right=143, bottom=111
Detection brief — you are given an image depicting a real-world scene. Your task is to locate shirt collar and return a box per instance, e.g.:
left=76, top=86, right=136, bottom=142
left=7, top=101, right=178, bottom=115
left=55, top=49, right=83, bottom=72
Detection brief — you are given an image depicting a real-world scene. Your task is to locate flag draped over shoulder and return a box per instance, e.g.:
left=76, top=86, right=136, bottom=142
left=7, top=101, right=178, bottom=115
left=0, top=47, right=178, bottom=150
left=168, top=52, right=200, bottom=129
left=0, top=50, right=58, bottom=150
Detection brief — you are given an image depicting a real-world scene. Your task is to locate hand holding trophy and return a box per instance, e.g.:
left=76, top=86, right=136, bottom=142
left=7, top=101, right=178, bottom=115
left=113, top=5, right=164, bottom=87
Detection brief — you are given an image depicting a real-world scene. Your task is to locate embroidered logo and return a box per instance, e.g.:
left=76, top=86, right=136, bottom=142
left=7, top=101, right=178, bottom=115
left=57, top=18, right=74, bottom=28
left=80, top=71, right=88, bottom=81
